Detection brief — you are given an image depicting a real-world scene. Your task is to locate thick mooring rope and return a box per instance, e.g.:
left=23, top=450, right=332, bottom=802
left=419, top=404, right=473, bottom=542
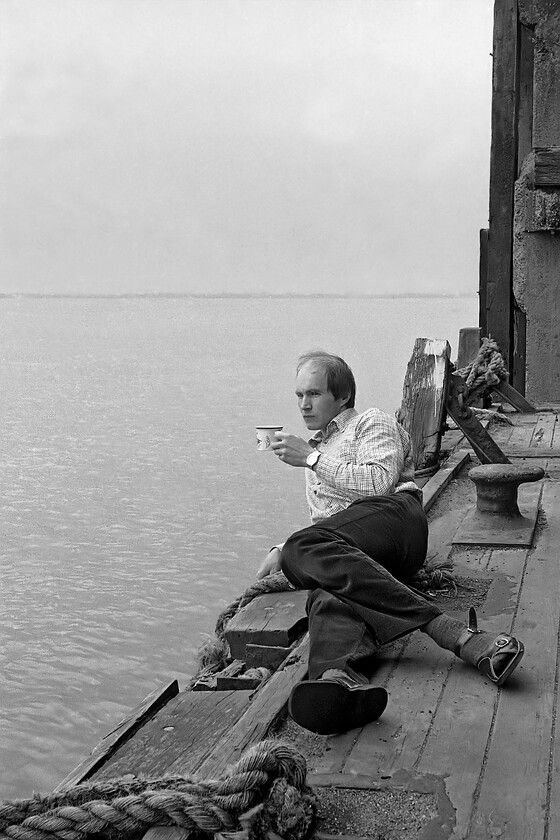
left=455, top=336, right=509, bottom=396
left=193, top=572, right=295, bottom=678
left=0, top=740, right=317, bottom=840
left=214, top=572, right=295, bottom=639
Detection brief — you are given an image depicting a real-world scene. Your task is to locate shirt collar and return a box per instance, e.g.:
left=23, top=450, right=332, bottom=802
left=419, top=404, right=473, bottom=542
left=309, top=407, right=357, bottom=444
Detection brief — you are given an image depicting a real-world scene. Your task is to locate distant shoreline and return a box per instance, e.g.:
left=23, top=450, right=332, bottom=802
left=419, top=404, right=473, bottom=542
left=0, top=292, right=476, bottom=300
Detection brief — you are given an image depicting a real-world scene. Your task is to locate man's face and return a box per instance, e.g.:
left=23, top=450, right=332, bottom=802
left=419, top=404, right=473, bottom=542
left=295, top=363, right=349, bottom=433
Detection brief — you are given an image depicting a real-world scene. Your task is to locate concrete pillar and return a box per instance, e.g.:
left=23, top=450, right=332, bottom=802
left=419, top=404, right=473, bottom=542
left=514, top=1, right=560, bottom=403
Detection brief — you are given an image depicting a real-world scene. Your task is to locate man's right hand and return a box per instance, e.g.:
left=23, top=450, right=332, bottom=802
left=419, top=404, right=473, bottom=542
left=256, top=546, right=282, bottom=579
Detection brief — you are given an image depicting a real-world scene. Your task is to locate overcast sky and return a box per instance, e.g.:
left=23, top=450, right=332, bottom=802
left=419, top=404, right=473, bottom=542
left=0, top=0, right=493, bottom=296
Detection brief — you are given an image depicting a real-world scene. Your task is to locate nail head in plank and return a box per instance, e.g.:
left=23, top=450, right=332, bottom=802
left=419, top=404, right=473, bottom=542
left=92, top=689, right=253, bottom=780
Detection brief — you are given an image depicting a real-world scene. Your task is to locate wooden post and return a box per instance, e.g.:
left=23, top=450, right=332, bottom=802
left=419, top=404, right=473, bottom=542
left=456, top=327, right=483, bottom=408
left=456, top=327, right=482, bottom=370
left=486, top=0, right=519, bottom=371
left=397, top=338, right=450, bottom=474
left=479, top=228, right=489, bottom=338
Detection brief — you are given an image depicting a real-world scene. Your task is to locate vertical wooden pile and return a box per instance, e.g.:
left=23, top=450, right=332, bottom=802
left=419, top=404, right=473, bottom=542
left=397, top=338, right=450, bottom=475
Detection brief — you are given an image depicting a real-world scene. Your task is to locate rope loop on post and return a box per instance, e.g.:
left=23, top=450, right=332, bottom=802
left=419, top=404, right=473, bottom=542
left=455, top=336, right=509, bottom=397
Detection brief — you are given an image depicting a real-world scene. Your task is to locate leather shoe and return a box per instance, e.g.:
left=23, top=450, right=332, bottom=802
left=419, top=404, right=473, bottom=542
left=288, top=668, right=388, bottom=735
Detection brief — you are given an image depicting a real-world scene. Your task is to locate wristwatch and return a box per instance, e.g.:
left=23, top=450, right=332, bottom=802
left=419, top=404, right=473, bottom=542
left=306, top=449, right=321, bottom=469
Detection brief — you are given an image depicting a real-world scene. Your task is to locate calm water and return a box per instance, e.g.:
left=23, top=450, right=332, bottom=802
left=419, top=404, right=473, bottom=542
left=0, top=294, right=478, bottom=799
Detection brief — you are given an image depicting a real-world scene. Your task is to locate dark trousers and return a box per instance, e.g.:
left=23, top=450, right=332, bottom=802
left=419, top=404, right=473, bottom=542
left=280, top=492, right=442, bottom=679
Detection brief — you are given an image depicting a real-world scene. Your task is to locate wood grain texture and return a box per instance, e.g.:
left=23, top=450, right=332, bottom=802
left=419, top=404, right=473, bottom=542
left=225, top=591, right=308, bottom=659
left=93, top=689, right=252, bottom=779
left=57, top=680, right=179, bottom=787
left=469, top=482, right=560, bottom=838
left=397, top=338, right=450, bottom=472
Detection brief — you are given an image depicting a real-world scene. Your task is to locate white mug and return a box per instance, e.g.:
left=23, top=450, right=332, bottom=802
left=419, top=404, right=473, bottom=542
left=255, top=425, right=283, bottom=451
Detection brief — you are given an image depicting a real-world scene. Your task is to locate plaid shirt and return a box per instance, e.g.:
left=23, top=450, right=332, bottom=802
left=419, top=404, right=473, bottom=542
left=305, top=407, right=420, bottom=523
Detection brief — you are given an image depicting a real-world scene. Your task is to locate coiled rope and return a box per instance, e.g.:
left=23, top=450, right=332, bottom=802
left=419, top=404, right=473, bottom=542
left=455, top=337, right=508, bottom=396
left=0, top=740, right=317, bottom=840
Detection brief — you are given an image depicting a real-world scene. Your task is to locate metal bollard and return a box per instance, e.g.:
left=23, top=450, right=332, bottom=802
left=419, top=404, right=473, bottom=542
left=468, top=463, right=545, bottom=517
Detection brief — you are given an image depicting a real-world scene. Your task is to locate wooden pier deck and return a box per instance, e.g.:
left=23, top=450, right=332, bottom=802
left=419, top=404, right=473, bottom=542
left=61, top=408, right=560, bottom=840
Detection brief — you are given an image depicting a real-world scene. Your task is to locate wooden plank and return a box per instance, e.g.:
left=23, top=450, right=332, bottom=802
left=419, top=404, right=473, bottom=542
left=493, top=379, right=536, bottom=412
left=469, top=481, right=560, bottom=838
left=225, top=591, right=308, bottom=660
left=486, top=0, right=519, bottom=370
left=479, top=228, right=489, bottom=338
left=488, top=420, right=516, bottom=451
left=191, top=659, right=246, bottom=691
left=342, top=633, right=457, bottom=778
left=246, top=642, right=298, bottom=670
left=508, top=450, right=559, bottom=459
left=533, top=146, right=560, bottom=186
left=527, top=411, right=557, bottom=449
left=416, top=544, right=528, bottom=840
left=215, top=675, right=263, bottom=691
left=93, top=689, right=253, bottom=780
left=57, top=679, right=179, bottom=788
left=422, top=449, right=470, bottom=513
left=439, top=427, right=467, bottom=456
left=195, top=635, right=310, bottom=777
left=506, top=418, right=538, bottom=449
left=397, top=338, right=451, bottom=473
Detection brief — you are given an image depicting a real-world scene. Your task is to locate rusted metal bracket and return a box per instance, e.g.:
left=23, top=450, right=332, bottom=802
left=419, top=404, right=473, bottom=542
left=445, top=370, right=510, bottom=464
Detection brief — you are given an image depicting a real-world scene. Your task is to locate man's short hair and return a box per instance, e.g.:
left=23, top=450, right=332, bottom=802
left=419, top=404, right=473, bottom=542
left=296, top=350, right=356, bottom=408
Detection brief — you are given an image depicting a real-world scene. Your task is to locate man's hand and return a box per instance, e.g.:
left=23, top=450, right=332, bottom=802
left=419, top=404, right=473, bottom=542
left=256, top=546, right=282, bottom=579
left=270, top=432, right=314, bottom=467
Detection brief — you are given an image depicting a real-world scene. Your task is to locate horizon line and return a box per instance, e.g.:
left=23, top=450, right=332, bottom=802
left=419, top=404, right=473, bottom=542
left=0, top=291, right=477, bottom=300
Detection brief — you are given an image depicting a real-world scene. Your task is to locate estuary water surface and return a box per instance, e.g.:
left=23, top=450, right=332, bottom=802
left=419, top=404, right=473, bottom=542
left=0, top=294, right=478, bottom=799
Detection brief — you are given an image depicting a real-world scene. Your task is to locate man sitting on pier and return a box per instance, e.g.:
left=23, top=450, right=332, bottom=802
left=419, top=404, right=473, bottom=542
left=257, top=350, right=524, bottom=735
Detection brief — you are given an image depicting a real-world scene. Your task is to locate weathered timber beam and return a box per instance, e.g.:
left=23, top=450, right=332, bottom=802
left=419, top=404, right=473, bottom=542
left=56, top=680, right=180, bottom=788
left=397, top=338, right=451, bottom=473
left=422, top=449, right=471, bottom=513
left=493, top=379, right=536, bottom=412
left=446, top=374, right=510, bottom=465
left=196, top=635, right=310, bottom=778
left=225, top=591, right=308, bottom=660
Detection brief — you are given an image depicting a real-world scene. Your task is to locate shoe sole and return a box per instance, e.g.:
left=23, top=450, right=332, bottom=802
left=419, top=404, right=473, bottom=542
left=288, top=681, right=388, bottom=735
